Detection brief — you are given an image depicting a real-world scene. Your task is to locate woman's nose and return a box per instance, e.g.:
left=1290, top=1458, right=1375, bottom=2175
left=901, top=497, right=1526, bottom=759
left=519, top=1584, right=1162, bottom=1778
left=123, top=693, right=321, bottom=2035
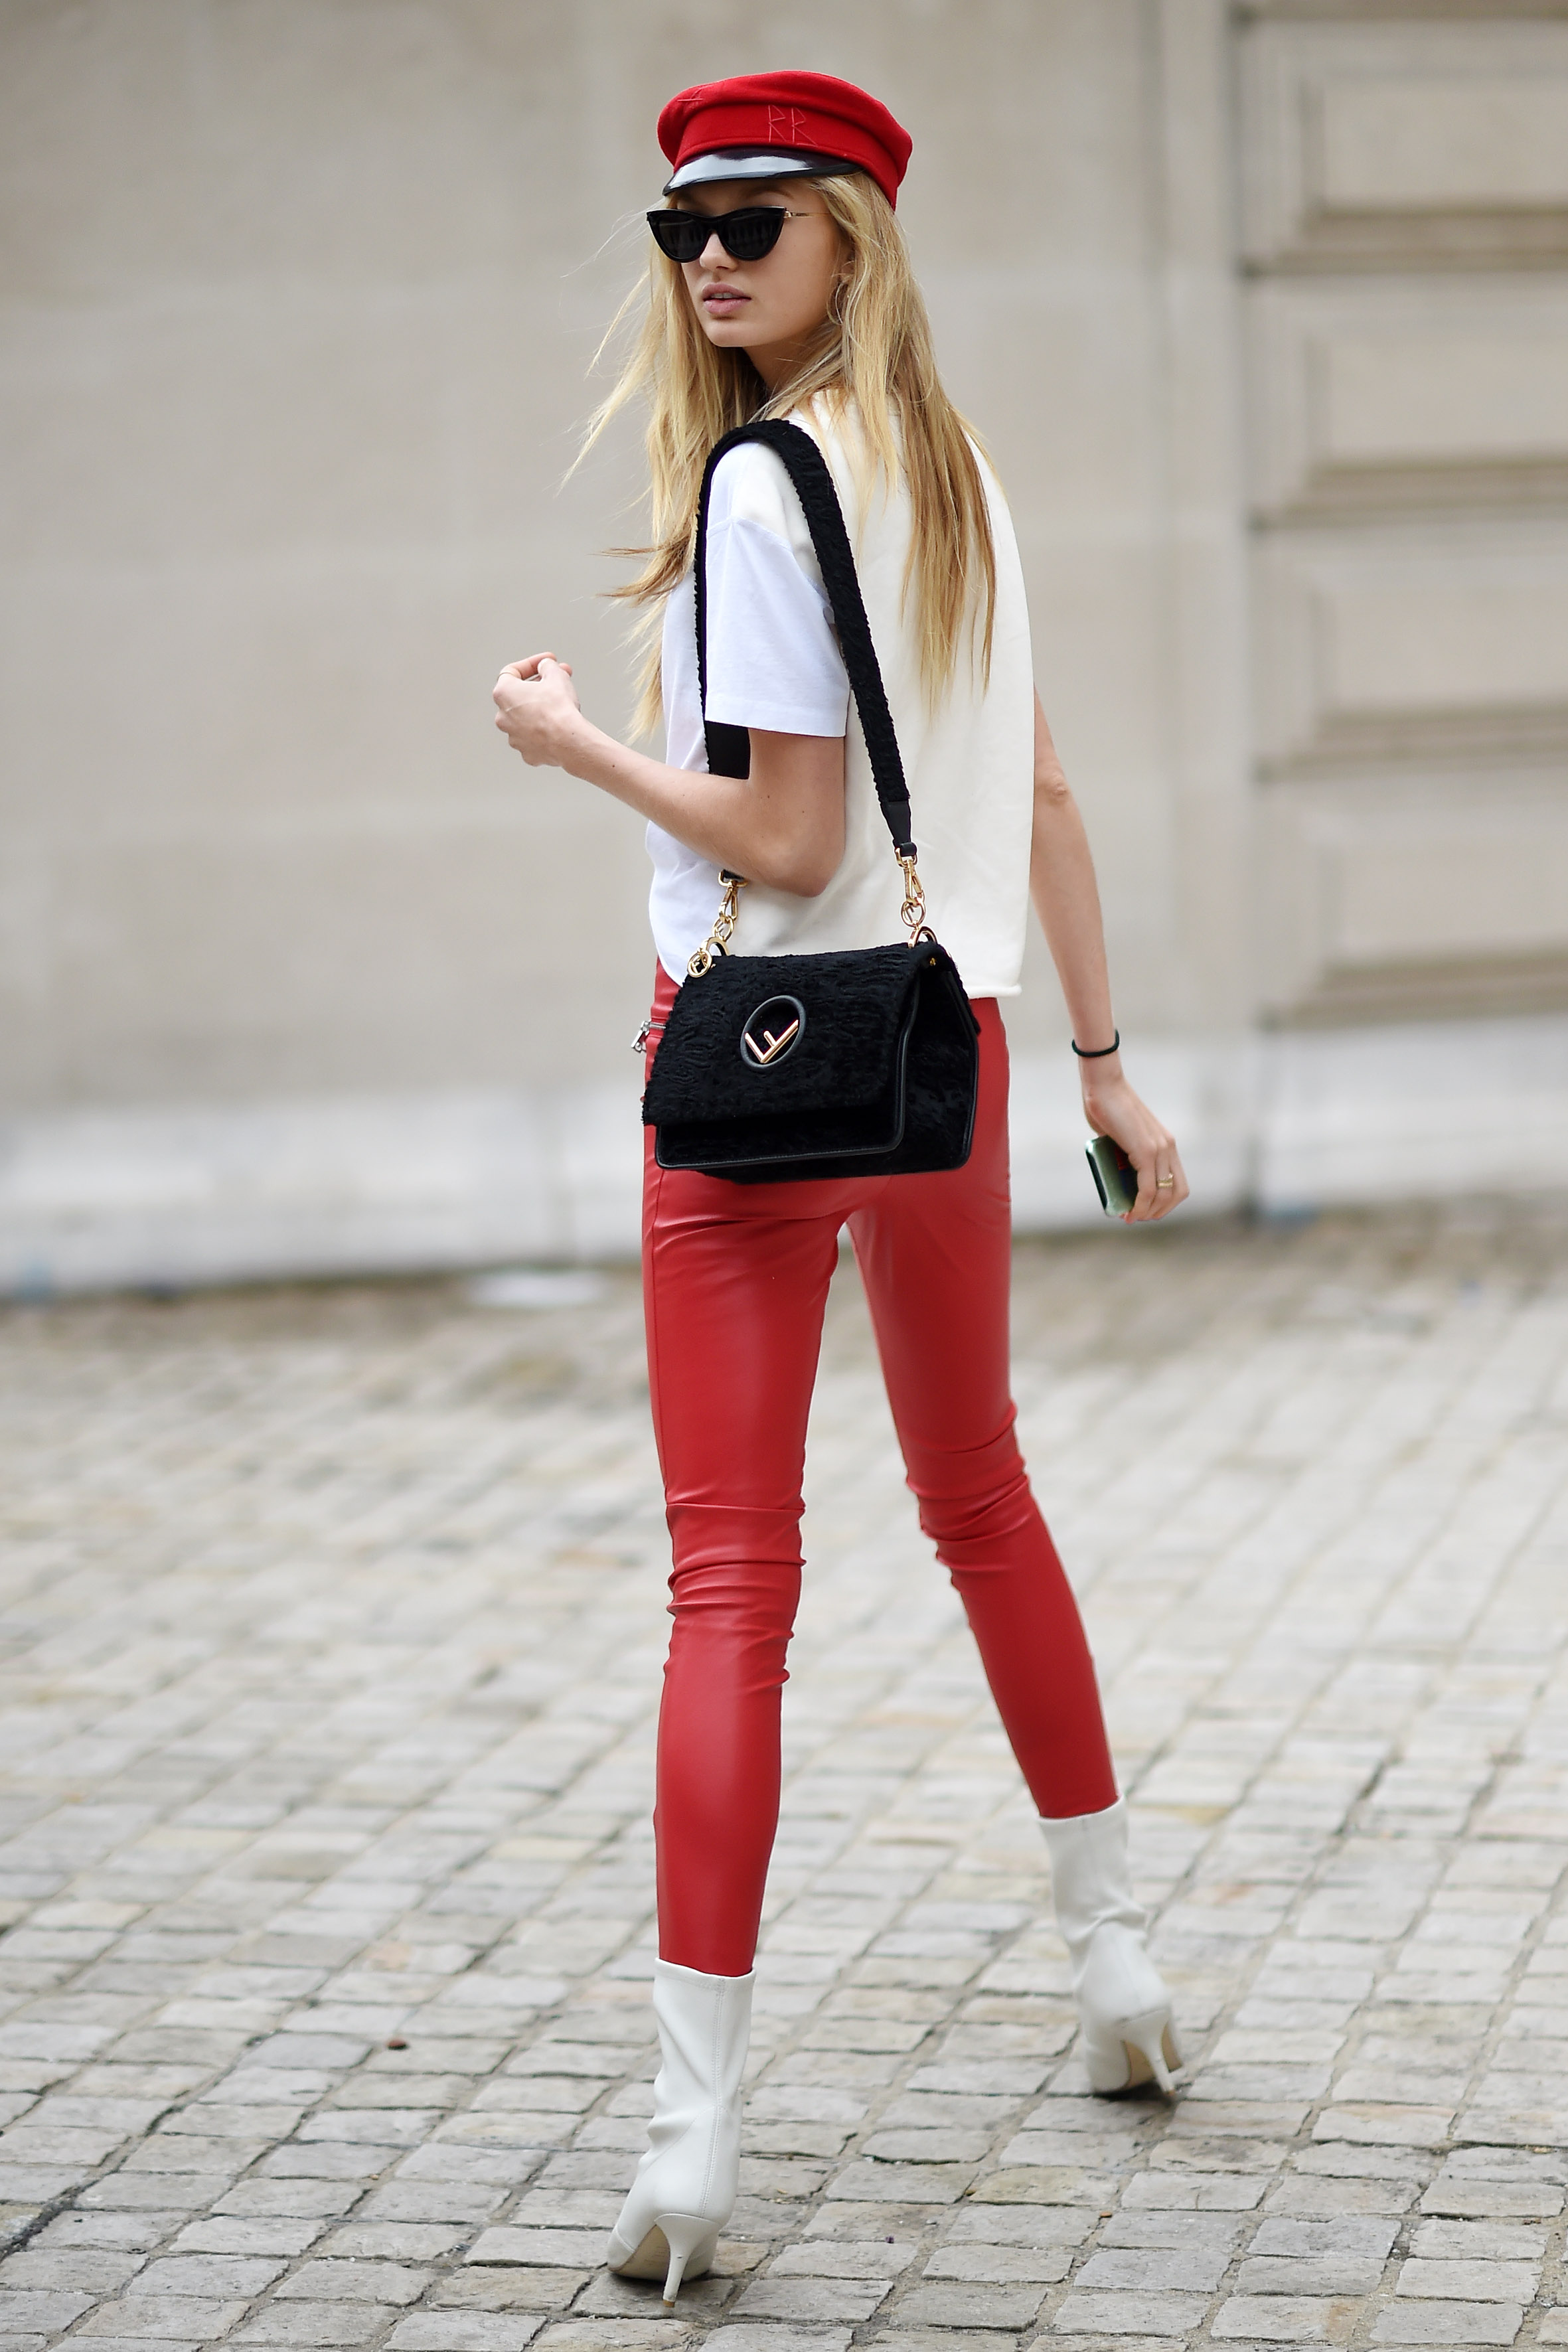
left=699, top=229, right=731, bottom=270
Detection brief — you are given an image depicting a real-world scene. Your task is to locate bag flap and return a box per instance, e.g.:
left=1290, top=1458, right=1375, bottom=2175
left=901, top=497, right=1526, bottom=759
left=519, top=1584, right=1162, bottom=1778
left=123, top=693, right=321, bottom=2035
left=643, top=945, right=929, bottom=1124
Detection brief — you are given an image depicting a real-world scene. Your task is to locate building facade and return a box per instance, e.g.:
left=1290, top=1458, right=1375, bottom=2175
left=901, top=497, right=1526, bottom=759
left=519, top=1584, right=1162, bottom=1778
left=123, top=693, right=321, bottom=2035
left=3, top=1, right=1566, bottom=1287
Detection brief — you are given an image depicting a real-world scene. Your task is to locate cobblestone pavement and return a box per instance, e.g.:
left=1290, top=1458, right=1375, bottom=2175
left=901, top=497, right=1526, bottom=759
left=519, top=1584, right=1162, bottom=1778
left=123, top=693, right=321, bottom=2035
left=1, top=1200, right=1567, bottom=2352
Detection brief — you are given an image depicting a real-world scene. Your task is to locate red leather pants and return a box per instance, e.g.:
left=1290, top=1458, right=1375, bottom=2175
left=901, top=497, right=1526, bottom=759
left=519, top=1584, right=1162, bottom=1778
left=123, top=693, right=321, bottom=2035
left=642, top=964, right=1117, bottom=1975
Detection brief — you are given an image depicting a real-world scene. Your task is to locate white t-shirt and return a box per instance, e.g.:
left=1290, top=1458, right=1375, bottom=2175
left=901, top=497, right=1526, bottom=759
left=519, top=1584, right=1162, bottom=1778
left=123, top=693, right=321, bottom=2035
left=649, top=401, right=1035, bottom=998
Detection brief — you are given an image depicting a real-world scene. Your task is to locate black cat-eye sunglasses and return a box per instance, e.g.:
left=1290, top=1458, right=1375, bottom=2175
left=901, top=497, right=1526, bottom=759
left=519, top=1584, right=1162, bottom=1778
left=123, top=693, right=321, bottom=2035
left=647, top=204, right=813, bottom=265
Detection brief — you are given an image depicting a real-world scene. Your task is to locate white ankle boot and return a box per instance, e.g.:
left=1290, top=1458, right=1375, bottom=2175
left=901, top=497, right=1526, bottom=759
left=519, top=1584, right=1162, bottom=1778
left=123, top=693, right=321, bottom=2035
left=605, top=1958, right=753, bottom=2304
left=1040, top=1797, right=1181, bottom=2096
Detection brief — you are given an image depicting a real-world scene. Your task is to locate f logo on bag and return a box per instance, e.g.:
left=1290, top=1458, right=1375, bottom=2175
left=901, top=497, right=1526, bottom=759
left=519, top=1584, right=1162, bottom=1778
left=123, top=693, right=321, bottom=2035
left=741, top=996, right=805, bottom=1068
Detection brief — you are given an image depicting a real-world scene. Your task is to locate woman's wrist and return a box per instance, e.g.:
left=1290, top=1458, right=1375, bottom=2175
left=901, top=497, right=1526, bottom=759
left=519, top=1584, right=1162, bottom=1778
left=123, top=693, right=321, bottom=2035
left=1079, top=1057, right=1125, bottom=1114
left=560, top=713, right=624, bottom=787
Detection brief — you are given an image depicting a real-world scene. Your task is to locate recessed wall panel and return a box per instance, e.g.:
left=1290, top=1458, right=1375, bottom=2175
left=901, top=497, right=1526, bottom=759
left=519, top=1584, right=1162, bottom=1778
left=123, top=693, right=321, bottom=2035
left=1253, top=527, right=1568, bottom=770
left=1240, top=23, right=1568, bottom=268
left=1259, top=773, right=1568, bottom=1022
left=1247, top=278, right=1568, bottom=514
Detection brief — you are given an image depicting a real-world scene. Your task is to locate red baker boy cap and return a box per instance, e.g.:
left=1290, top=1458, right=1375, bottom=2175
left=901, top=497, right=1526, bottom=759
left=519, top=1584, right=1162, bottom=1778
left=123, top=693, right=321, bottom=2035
left=658, top=70, right=912, bottom=211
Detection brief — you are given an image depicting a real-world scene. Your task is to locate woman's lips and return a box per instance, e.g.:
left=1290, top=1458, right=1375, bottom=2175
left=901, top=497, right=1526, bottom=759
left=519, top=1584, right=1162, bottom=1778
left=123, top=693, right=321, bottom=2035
left=702, top=287, right=749, bottom=311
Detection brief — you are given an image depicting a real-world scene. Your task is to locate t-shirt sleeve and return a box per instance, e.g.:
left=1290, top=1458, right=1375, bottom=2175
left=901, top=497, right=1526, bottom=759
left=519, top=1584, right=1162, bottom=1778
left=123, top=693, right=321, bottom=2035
left=700, top=445, right=851, bottom=738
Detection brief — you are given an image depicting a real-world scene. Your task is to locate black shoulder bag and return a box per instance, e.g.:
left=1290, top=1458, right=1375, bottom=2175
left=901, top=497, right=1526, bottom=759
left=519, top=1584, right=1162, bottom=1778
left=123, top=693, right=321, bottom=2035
left=641, top=418, right=980, bottom=1184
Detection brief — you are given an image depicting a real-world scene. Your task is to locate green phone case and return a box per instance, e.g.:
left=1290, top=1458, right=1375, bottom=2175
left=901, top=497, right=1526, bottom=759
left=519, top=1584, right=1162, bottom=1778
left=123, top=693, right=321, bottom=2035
left=1086, top=1133, right=1138, bottom=1216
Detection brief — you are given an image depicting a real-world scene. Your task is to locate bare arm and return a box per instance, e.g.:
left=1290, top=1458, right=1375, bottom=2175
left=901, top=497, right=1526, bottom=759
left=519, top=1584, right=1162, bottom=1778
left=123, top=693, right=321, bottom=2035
left=493, top=654, right=845, bottom=898
left=1030, top=693, right=1188, bottom=1222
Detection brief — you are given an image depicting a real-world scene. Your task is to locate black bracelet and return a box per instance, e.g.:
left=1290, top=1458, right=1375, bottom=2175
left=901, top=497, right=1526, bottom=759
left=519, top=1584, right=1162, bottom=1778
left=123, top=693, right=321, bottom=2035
left=1071, top=1030, right=1120, bottom=1059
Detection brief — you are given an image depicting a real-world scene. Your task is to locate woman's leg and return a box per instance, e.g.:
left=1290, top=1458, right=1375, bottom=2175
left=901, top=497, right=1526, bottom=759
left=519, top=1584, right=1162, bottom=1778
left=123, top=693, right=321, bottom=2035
left=643, top=1105, right=842, bottom=1976
left=613, top=982, right=843, bottom=2296
left=848, top=1002, right=1118, bottom=1817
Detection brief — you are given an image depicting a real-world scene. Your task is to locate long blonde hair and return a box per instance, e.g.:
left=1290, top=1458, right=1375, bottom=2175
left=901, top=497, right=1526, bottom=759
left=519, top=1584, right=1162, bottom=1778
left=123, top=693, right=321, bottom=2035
left=580, top=171, right=996, bottom=735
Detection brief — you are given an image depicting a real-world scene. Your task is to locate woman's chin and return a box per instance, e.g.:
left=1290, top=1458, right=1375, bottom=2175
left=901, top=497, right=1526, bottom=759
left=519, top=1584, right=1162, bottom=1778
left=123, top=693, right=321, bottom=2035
left=698, top=315, right=758, bottom=348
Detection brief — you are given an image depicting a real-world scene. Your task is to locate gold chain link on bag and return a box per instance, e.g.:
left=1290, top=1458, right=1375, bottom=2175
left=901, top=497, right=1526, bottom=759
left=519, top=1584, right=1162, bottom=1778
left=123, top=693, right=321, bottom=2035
left=898, top=855, right=927, bottom=937
left=688, top=852, right=930, bottom=979
left=688, top=870, right=746, bottom=977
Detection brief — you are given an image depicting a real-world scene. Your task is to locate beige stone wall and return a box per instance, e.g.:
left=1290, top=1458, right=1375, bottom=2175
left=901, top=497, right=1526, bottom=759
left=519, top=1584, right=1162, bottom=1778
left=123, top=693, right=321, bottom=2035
left=0, top=0, right=1245, bottom=1111
left=3, top=1, right=1566, bottom=1285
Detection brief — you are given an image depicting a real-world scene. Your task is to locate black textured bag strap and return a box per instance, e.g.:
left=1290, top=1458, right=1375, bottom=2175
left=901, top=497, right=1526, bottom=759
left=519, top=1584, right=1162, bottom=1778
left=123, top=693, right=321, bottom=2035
left=693, top=418, right=916, bottom=859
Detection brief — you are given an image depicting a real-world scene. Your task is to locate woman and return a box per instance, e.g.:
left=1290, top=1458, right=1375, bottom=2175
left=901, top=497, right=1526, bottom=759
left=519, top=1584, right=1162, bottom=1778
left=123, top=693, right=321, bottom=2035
left=495, top=70, right=1190, bottom=2307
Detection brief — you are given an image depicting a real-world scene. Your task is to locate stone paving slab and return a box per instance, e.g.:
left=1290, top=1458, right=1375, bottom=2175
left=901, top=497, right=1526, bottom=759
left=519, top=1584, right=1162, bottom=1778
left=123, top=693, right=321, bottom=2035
left=0, top=1199, right=1565, bottom=2348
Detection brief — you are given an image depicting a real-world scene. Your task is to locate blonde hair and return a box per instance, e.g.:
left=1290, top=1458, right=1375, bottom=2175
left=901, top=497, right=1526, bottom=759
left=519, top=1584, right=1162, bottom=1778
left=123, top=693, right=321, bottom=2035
left=579, top=171, right=996, bottom=736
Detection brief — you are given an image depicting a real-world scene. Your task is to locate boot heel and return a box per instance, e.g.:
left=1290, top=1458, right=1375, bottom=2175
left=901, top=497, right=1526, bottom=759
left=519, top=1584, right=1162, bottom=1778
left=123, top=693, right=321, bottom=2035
left=1085, top=2005, right=1181, bottom=2096
left=659, top=2212, right=718, bottom=2305
left=1121, top=2011, right=1181, bottom=2096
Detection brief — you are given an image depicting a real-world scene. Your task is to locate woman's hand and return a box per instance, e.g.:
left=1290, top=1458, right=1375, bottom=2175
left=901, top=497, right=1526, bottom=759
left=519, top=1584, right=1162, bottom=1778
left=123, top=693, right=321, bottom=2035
left=493, top=653, right=582, bottom=767
left=1080, top=1066, right=1188, bottom=1223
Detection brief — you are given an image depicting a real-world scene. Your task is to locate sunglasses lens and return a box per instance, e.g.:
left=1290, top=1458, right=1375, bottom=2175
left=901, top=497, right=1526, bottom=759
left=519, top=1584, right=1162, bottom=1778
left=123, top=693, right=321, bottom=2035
left=648, top=211, right=706, bottom=263
left=718, top=209, right=787, bottom=261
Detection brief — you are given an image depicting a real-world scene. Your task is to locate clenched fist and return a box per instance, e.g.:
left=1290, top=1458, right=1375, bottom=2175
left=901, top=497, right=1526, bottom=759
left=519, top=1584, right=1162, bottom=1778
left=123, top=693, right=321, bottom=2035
left=493, top=653, right=582, bottom=768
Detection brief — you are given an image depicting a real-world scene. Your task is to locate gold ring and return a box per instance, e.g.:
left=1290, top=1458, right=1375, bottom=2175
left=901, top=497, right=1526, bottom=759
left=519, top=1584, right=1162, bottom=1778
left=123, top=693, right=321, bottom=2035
left=1156, top=1175, right=1175, bottom=1187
